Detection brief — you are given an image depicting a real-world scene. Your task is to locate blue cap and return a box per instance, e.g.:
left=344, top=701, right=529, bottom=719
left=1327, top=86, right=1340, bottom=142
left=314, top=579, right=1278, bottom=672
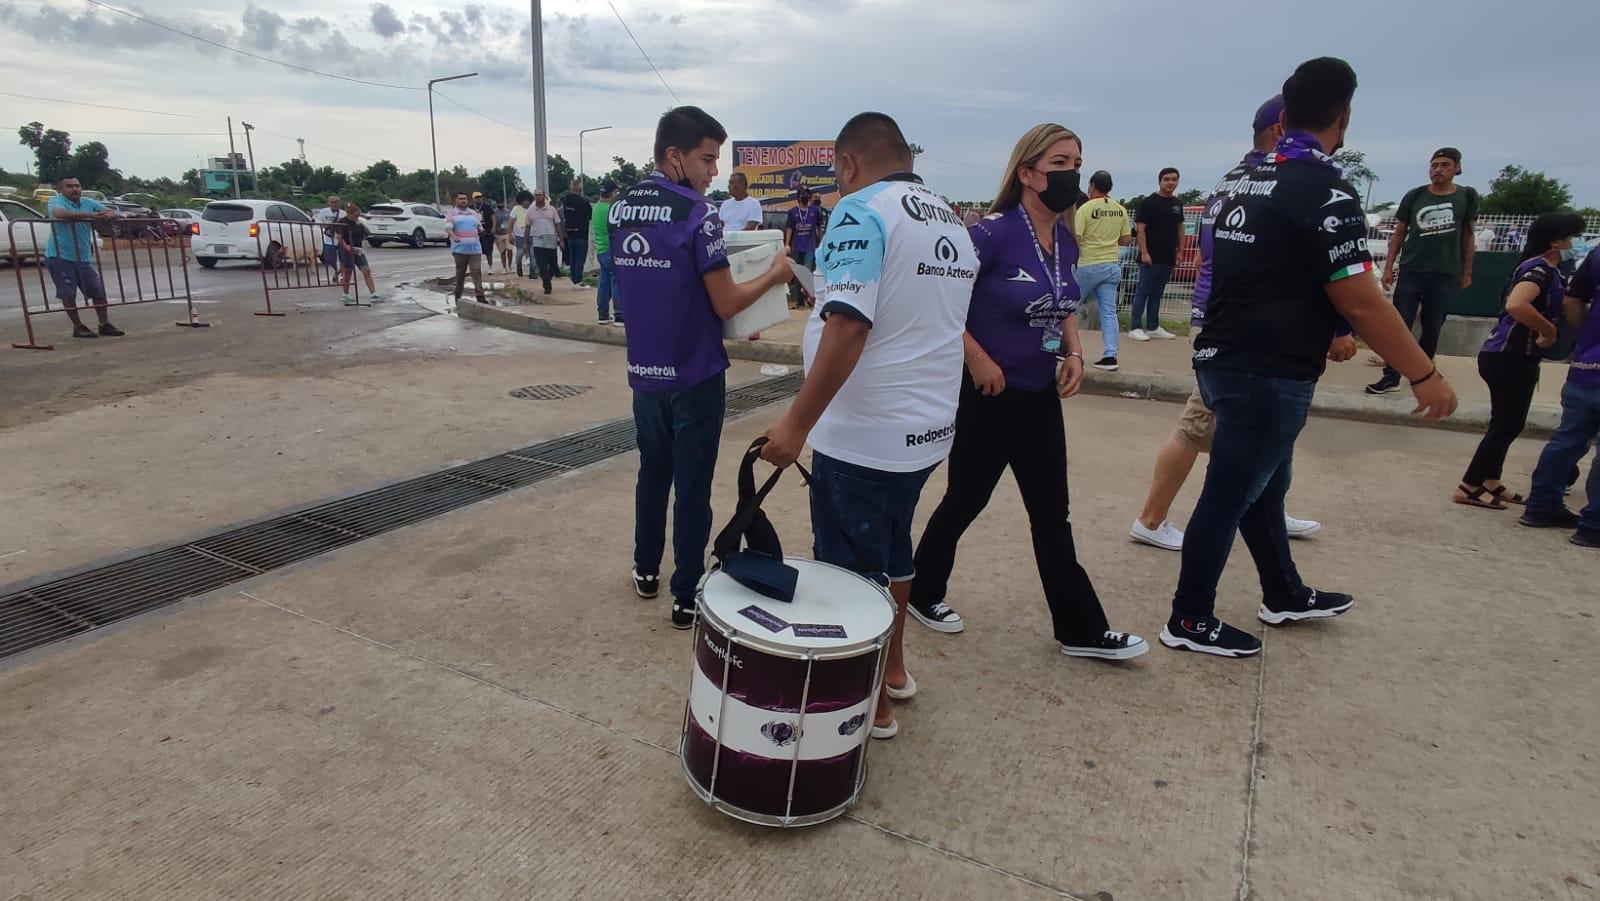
left=1252, top=95, right=1285, bottom=134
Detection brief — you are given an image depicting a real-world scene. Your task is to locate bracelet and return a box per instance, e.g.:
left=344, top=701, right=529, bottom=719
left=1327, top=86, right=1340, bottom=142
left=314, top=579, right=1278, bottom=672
left=1064, top=351, right=1083, bottom=360
left=1410, top=366, right=1438, bottom=386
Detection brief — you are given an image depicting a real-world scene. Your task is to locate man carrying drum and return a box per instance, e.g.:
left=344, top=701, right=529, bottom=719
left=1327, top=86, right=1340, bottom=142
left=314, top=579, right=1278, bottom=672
left=761, top=112, right=976, bottom=740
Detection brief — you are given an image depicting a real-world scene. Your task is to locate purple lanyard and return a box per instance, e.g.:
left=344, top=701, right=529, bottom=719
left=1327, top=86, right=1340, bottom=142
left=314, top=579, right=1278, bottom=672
left=1017, top=207, right=1065, bottom=307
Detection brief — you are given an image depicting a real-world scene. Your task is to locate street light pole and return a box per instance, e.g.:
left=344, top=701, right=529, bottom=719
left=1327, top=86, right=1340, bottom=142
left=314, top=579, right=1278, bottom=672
left=240, top=121, right=258, bottom=195
left=531, top=0, right=548, bottom=193
left=427, top=72, right=478, bottom=206
left=579, top=126, right=613, bottom=186
left=226, top=117, right=241, bottom=198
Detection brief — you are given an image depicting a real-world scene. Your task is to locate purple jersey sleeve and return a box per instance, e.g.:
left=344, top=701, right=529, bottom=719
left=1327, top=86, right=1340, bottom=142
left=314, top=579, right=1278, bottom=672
left=693, top=205, right=729, bottom=275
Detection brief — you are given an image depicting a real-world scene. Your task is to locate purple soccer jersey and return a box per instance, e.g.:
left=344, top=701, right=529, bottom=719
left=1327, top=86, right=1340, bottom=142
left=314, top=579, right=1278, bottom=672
left=786, top=204, right=820, bottom=254
left=965, top=207, right=1080, bottom=392
left=608, top=174, right=731, bottom=393
left=1481, top=258, right=1567, bottom=356
left=1193, top=150, right=1267, bottom=325
left=1567, top=249, right=1600, bottom=388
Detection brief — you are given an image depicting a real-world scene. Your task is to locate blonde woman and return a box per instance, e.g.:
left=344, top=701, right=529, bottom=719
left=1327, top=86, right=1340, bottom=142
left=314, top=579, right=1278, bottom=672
left=907, top=123, right=1146, bottom=659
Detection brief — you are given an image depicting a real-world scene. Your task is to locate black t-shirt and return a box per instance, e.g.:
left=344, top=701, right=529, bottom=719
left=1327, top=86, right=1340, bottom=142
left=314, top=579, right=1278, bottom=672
left=1192, top=158, right=1373, bottom=381
left=561, top=192, right=592, bottom=236
left=1135, top=193, right=1184, bottom=265
left=477, top=203, right=496, bottom=234
left=344, top=220, right=368, bottom=248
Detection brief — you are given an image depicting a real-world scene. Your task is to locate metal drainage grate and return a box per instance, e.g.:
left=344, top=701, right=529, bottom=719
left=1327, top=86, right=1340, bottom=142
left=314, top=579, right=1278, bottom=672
left=0, top=372, right=804, bottom=662
left=509, top=384, right=591, bottom=400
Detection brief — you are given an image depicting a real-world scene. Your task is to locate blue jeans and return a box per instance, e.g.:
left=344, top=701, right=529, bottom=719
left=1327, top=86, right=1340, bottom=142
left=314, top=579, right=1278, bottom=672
left=789, top=249, right=816, bottom=305
left=1130, top=262, right=1172, bottom=332
left=809, top=452, right=935, bottom=586
left=596, top=251, right=621, bottom=320
left=566, top=236, right=587, bottom=284
left=1526, top=381, right=1600, bottom=531
left=1172, top=368, right=1315, bottom=619
left=1383, top=270, right=1457, bottom=381
left=1075, top=261, right=1122, bottom=358
left=633, top=371, right=726, bottom=601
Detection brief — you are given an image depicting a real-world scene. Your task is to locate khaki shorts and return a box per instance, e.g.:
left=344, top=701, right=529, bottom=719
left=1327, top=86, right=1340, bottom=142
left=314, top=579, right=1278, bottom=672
left=496, top=234, right=514, bottom=252
left=1174, top=387, right=1216, bottom=452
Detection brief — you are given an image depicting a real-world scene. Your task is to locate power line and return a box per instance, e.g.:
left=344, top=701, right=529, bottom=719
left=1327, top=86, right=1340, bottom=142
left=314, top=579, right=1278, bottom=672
left=605, top=1, right=682, bottom=106
left=251, top=127, right=377, bottom=164
left=432, top=90, right=530, bottom=135
left=0, top=89, right=203, bottom=119
left=83, top=0, right=423, bottom=92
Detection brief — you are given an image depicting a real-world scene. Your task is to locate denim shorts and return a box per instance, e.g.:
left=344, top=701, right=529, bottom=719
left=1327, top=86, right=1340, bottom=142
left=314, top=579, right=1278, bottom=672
left=46, top=257, right=106, bottom=302
left=337, top=246, right=368, bottom=269
left=809, top=451, right=935, bottom=585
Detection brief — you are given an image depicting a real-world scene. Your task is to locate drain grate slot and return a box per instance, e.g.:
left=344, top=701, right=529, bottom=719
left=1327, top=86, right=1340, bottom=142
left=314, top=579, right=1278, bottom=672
left=509, top=384, right=591, bottom=400
left=0, top=373, right=803, bottom=662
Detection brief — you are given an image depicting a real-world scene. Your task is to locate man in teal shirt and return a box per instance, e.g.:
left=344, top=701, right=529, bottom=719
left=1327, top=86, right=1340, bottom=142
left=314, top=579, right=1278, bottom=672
left=45, top=176, right=123, bottom=338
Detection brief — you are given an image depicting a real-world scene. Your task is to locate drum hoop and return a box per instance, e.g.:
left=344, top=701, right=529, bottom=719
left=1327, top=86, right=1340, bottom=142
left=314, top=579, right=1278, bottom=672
left=697, top=556, right=895, bottom=659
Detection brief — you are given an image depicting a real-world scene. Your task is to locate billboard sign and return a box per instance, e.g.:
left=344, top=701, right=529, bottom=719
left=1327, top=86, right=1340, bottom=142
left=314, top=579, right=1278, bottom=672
left=732, top=140, right=837, bottom=209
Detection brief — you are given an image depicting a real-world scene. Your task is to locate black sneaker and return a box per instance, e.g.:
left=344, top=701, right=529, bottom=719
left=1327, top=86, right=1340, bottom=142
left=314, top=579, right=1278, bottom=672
left=1520, top=508, right=1581, bottom=529
left=1059, top=630, right=1149, bottom=660
left=631, top=568, right=660, bottom=599
left=1569, top=527, right=1600, bottom=549
left=97, top=322, right=124, bottom=337
left=1093, top=356, right=1119, bottom=371
left=72, top=325, right=97, bottom=339
left=1159, top=616, right=1262, bottom=657
left=1259, top=587, right=1354, bottom=625
left=671, top=596, right=697, bottom=630
left=1364, top=374, right=1402, bottom=395
left=908, top=597, right=964, bottom=634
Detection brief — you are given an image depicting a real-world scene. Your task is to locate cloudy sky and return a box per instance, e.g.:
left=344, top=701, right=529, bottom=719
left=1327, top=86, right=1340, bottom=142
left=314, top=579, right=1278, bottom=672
left=2, top=0, right=1596, bottom=205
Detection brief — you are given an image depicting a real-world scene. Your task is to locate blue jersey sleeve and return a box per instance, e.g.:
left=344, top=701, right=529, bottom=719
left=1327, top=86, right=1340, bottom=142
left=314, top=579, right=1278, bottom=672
left=816, top=198, right=884, bottom=326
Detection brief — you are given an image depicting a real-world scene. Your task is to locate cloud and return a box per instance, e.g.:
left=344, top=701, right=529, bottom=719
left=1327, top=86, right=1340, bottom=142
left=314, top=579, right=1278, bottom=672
left=370, top=4, right=404, bottom=39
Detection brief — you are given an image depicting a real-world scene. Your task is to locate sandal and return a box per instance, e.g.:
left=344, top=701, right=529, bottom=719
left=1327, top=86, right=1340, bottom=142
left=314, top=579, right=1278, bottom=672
left=1487, top=485, right=1526, bottom=506
left=1453, top=483, right=1507, bottom=510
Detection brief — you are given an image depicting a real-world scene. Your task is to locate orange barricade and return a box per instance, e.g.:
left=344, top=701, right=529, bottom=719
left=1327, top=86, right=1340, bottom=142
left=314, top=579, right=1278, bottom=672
left=255, top=220, right=366, bottom=316
left=6, top=217, right=206, bottom=351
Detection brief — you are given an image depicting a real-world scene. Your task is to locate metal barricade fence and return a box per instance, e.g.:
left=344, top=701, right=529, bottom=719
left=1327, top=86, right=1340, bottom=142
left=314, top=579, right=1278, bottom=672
left=6, top=217, right=205, bottom=351
left=255, top=219, right=364, bottom=317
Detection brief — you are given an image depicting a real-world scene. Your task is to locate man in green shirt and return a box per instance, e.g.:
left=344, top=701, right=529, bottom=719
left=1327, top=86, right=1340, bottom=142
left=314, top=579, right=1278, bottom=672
left=1367, top=147, right=1479, bottom=394
left=1073, top=170, right=1131, bottom=369
left=592, top=178, right=622, bottom=325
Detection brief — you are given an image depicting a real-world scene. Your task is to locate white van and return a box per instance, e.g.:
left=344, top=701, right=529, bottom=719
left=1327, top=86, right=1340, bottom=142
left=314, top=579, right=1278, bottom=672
left=192, top=199, right=320, bottom=269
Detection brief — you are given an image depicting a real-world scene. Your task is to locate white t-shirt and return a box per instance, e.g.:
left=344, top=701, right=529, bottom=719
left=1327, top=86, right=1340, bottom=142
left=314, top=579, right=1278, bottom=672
left=718, top=196, right=764, bottom=232
left=802, top=175, right=976, bottom=472
left=314, top=206, right=341, bottom=245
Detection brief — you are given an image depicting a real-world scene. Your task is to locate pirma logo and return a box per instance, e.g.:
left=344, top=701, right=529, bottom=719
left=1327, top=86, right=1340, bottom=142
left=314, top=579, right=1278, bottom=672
left=934, top=235, right=959, bottom=263
left=621, top=232, right=651, bottom=256
left=1224, top=206, right=1247, bottom=229
left=1323, top=188, right=1356, bottom=207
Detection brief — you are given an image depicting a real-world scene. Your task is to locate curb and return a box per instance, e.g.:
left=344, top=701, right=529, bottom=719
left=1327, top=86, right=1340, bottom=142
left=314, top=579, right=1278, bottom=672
left=457, top=301, right=1560, bottom=439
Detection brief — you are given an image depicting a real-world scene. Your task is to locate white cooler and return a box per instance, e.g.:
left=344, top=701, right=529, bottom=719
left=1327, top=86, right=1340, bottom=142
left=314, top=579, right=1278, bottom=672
left=723, top=229, right=792, bottom=340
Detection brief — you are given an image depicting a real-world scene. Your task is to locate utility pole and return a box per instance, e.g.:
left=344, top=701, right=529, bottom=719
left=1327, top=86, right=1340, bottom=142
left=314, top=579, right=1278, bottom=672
left=226, top=117, right=241, bottom=198
left=579, top=126, right=612, bottom=187
left=531, top=0, right=548, bottom=193
left=240, top=121, right=258, bottom=195
left=428, top=73, right=479, bottom=206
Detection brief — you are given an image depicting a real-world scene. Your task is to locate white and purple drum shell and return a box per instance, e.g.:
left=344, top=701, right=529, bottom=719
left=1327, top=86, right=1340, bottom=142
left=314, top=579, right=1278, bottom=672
left=681, top=557, right=895, bottom=827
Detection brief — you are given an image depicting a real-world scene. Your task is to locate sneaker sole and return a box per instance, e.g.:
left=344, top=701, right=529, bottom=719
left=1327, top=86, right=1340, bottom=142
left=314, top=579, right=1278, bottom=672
left=1093, top=364, right=1119, bottom=371
left=631, top=572, right=659, bottom=600
left=1158, top=627, right=1260, bottom=657
left=1286, top=523, right=1322, bottom=539
left=1364, top=386, right=1401, bottom=395
left=908, top=606, right=965, bottom=634
left=1257, top=601, right=1353, bottom=624
left=671, top=618, right=694, bottom=630
left=1060, top=639, right=1149, bottom=660
left=1129, top=530, right=1182, bottom=552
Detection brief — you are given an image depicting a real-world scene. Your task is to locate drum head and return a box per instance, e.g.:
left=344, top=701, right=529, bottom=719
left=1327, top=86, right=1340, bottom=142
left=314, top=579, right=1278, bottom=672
left=700, top=557, right=894, bottom=652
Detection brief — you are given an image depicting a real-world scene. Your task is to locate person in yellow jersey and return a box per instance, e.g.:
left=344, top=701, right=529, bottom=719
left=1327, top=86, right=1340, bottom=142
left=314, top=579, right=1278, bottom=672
left=1073, top=170, right=1131, bottom=370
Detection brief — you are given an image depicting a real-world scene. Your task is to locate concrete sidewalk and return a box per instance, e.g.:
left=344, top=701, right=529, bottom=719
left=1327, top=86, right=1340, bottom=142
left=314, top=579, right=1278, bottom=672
left=458, top=279, right=1569, bottom=437
left=3, top=384, right=1595, bottom=899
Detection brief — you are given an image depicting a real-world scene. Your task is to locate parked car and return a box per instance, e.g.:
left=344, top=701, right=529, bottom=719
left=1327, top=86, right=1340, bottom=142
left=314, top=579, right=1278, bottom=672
left=191, top=199, right=321, bottom=269
left=1, top=197, right=46, bottom=263
left=160, top=208, right=202, bottom=229
left=360, top=202, right=449, bottom=248
left=31, top=187, right=58, bottom=204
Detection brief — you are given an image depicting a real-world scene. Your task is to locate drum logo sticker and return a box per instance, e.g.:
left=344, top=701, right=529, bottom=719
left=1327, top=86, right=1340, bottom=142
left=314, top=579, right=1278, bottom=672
left=792, top=623, right=848, bottom=639
left=838, top=714, right=866, bottom=737
left=737, top=605, right=790, bottom=633
left=702, top=632, right=743, bottom=668
left=760, top=721, right=798, bottom=747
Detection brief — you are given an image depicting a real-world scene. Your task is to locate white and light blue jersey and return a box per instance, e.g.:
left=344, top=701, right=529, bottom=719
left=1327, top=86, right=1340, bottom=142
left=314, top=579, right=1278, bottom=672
left=802, top=173, right=976, bottom=472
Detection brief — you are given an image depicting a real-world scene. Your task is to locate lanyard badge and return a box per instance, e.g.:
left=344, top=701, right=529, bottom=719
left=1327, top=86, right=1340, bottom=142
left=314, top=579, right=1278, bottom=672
left=1019, top=208, right=1069, bottom=355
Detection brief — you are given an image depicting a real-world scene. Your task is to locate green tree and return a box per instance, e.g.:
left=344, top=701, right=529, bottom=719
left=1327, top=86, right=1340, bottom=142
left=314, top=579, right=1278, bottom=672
left=477, top=165, right=523, bottom=202
left=1481, top=164, right=1572, bottom=215
left=600, top=156, right=645, bottom=192
left=1368, top=200, right=1396, bottom=215
left=280, top=158, right=314, bottom=187
left=546, top=154, right=575, bottom=196
left=1175, top=188, right=1206, bottom=207
left=180, top=168, right=203, bottom=195
left=1332, top=148, right=1378, bottom=206
left=363, top=160, right=400, bottom=183
left=304, top=165, right=347, bottom=195
left=68, top=141, right=121, bottom=192
left=17, top=122, right=73, bottom=184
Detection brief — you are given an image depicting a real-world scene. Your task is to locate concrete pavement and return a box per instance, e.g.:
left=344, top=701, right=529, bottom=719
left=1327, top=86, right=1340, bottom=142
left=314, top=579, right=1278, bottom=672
left=4, top=349, right=1596, bottom=899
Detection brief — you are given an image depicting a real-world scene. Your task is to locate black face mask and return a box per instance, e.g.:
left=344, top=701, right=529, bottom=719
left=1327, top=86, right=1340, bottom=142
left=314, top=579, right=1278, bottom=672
left=1033, top=169, right=1080, bottom=214
left=669, top=157, right=694, bottom=191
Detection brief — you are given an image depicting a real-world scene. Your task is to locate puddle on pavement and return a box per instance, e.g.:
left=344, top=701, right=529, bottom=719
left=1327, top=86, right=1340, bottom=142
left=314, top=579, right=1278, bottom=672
left=328, top=310, right=604, bottom=357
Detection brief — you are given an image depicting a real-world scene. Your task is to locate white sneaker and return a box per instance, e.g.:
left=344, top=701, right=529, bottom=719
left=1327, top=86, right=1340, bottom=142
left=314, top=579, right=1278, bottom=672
left=1128, top=329, right=1150, bottom=342
left=1130, top=519, right=1184, bottom=551
left=1285, top=515, right=1322, bottom=539
left=1150, top=327, right=1178, bottom=340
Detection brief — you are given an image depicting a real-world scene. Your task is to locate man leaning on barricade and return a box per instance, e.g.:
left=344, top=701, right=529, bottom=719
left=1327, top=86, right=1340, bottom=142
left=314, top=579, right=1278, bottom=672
left=45, top=175, right=124, bottom=340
